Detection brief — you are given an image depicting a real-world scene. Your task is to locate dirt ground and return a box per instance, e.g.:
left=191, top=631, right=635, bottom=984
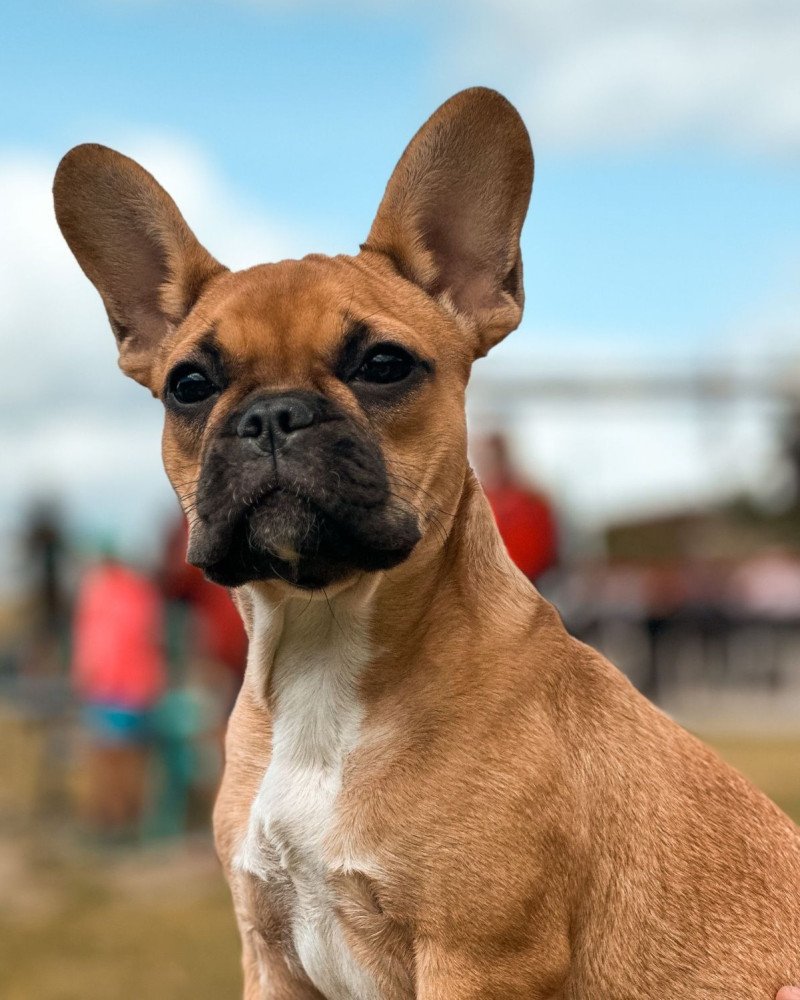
left=1, top=735, right=798, bottom=999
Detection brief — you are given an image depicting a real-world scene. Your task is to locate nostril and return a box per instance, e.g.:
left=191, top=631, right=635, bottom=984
left=278, top=401, right=315, bottom=435
left=238, top=411, right=264, bottom=439
left=276, top=408, right=295, bottom=436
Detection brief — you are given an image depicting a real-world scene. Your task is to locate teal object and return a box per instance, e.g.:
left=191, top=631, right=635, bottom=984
left=82, top=703, right=153, bottom=745
left=145, top=687, right=203, bottom=839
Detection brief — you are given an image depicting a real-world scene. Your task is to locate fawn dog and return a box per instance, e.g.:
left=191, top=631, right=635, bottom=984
left=54, top=88, right=800, bottom=998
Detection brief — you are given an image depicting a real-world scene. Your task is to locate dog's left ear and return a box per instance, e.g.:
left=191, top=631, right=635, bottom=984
left=364, top=87, right=533, bottom=358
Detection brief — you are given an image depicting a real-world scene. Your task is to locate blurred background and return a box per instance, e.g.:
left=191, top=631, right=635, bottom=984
left=2, top=1, right=799, bottom=997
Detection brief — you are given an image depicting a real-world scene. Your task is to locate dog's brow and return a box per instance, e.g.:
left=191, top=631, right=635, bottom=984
left=180, top=330, right=226, bottom=376
left=197, top=329, right=223, bottom=364
left=333, top=321, right=373, bottom=380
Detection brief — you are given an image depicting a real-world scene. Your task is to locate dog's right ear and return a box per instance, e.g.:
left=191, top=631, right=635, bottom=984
left=53, top=144, right=226, bottom=390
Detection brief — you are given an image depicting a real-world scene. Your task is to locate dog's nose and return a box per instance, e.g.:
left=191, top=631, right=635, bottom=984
left=237, top=395, right=316, bottom=452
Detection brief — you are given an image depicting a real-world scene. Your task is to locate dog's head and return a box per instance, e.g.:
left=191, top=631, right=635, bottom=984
left=53, top=88, right=533, bottom=591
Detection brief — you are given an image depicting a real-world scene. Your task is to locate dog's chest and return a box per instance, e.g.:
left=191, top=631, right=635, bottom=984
left=236, top=596, right=382, bottom=1000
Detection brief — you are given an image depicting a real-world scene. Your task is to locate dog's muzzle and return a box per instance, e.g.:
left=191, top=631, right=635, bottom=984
left=186, top=390, right=421, bottom=589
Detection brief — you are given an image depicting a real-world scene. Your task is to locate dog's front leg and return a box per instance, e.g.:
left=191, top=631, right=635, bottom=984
left=224, top=867, right=325, bottom=1000
left=239, top=931, right=324, bottom=1000
left=417, top=974, right=565, bottom=1000
left=416, top=942, right=569, bottom=1000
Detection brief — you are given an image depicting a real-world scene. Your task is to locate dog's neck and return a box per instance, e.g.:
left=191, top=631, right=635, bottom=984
left=243, top=572, right=379, bottom=706
left=240, top=468, right=539, bottom=708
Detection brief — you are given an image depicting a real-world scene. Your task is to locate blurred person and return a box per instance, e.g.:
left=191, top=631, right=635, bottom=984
left=71, top=546, right=165, bottom=839
left=161, top=513, right=247, bottom=715
left=24, top=498, right=68, bottom=636
left=149, top=656, right=229, bottom=838
left=20, top=498, right=71, bottom=681
left=142, top=515, right=247, bottom=837
left=476, top=432, right=559, bottom=584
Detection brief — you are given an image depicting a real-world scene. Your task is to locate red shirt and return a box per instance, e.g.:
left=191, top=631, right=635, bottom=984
left=72, top=563, right=166, bottom=710
left=484, top=485, right=558, bottom=581
left=162, top=517, right=247, bottom=676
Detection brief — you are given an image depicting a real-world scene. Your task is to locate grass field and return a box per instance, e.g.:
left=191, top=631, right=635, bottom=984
left=707, top=736, right=800, bottom=825
left=1, top=736, right=798, bottom=999
left=0, top=841, right=242, bottom=1000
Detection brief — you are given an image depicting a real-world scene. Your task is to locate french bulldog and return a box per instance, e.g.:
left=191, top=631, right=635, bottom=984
left=54, top=87, right=800, bottom=998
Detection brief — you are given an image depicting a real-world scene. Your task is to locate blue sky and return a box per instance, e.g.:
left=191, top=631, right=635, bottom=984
left=1, top=0, right=799, bottom=571
left=4, top=0, right=798, bottom=341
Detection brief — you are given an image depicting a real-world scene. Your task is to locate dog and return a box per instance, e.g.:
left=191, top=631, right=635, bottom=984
left=54, top=87, right=800, bottom=998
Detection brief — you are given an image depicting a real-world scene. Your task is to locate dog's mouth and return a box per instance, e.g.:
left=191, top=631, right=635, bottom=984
left=187, top=486, right=420, bottom=590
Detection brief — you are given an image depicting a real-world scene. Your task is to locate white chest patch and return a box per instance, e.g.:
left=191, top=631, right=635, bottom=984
left=235, top=585, right=381, bottom=1000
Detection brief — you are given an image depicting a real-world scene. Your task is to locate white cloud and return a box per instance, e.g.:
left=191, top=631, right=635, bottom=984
left=449, top=0, right=800, bottom=156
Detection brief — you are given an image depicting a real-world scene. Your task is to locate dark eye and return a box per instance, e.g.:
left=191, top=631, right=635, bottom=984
left=354, top=344, right=415, bottom=385
left=168, top=367, right=216, bottom=405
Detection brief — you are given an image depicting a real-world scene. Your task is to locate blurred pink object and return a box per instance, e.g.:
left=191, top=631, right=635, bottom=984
left=72, top=561, right=166, bottom=710
left=728, top=551, right=800, bottom=619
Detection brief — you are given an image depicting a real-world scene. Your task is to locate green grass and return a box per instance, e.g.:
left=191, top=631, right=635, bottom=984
left=706, top=735, right=800, bottom=824
left=0, top=736, right=797, bottom=999
left=0, top=846, right=241, bottom=1000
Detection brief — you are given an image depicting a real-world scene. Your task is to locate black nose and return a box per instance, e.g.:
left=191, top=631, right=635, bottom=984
left=237, top=394, right=316, bottom=452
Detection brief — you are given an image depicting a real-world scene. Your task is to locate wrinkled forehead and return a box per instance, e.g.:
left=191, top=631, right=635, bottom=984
left=170, top=254, right=452, bottom=386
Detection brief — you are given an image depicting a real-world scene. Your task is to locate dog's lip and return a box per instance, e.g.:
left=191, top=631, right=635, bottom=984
left=186, top=483, right=275, bottom=569
left=187, top=497, right=421, bottom=590
left=188, top=515, right=417, bottom=572
left=202, top=557, right=348, bottom=591
left=186, top=490, right=420, bottom=578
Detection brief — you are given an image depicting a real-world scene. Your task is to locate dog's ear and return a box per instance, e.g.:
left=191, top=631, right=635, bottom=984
left=364, top=88, right=533, bottom=358
left=53, top=144, right=226, bottom=389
